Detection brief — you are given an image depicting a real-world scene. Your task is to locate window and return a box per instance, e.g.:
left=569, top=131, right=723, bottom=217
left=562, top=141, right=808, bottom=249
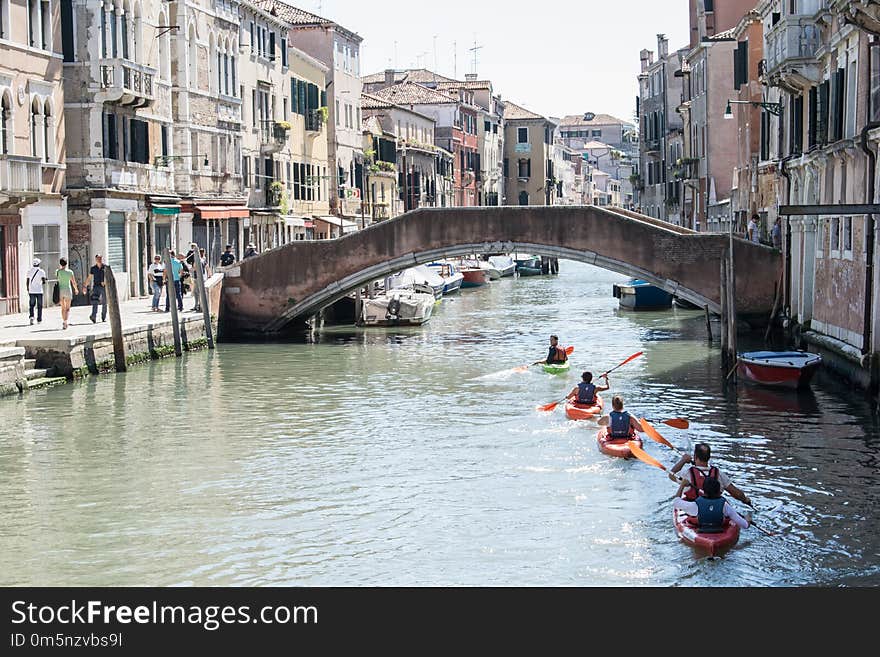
left=846, top=60, right=857, bottom=138
left=281, top=37, right=287, bottom=67
left=517, top=127, right=528, bottom=144
left=335, top=99, right=340, bottom=125
left=0, top=93, right=10, bottom=154
left=872, top=45, right=880, bottom=122
left=60, top=0, right=75, bottom=61
left=103, top=112, right=118, bottom=159
left=517, top=158, right=530, bottom=179
left=242, top=155, right=250, bottom=186
left=33, top=225, right=60, bottom=281
left=30, top=100, right=42, bottom=159
left=128, top=118, right=149, bottom=164
left=843, top=217, right=852, bottom=253
left=43, top=104, right=53, bottom=162
left=107, top=212, right=127, bottom=272
left=518, top=191, right=529, bottom=205
left=830, top=217, right=840, bottom=253
left=592, top=130, right=601, bottom=137
left=484, top=120, right=491, bottom=132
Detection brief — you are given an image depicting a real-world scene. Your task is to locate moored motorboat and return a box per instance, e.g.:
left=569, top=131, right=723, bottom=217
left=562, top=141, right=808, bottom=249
left=515, top=254, right=543, bottom=277
left=673, top=508, right=741, bottom=557
left=488, top=255, right=516, bottom=278
left=426, top=261, right=465, bottom=295
left=542, top=361, right=570, bottom=375
left=459, top=257, right=501, bottom=280
left=596, top=427, right=642, bottom=459
left=564, top=394, right=604, bottom=421
left=613, top=279, right=673, bottom=310
left=386, top=266, right=445, bottom=301
left=460, top=267, right=490, bottom=288
left=359, top=287, right=436, bottom=326
left=737, top=351, right=822, bottom=389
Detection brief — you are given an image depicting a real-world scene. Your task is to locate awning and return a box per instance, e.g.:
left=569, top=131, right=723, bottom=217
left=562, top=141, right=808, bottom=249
left=314, top=215, right=359, bottom=232
left=151, top=204, right=180, bottom=216
left=304, top=220, right=315, bottom=228
left=284, top=216, right=307, bottom=228
left=195, top=205, right=250, bottom=220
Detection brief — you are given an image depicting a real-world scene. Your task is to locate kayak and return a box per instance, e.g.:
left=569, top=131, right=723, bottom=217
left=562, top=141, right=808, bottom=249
left=542, top=362, right=570, bottom=375
left=564, top=394, right=604, bottom=421
left=596, top=427, right=642, bottom=459
left=673, top=508, right=741, bottom=556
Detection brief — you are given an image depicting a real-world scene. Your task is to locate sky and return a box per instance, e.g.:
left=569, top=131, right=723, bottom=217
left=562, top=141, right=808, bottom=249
left=305, top=0, right=691, bottom=124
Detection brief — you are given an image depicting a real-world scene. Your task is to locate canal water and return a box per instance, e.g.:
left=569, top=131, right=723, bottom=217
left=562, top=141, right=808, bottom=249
left=2, top=261, right=879, bottom=586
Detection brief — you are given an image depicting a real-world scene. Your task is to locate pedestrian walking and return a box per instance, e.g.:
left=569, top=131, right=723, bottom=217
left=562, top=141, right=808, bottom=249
left=219, top=244, right=236, bottom=267
left=83, top=254, right=108, bottom=323
left=166, top=251, right=186, bottom=312
left=771, top=217, right=782, bottom=250
left=243, top=243, right=258, bottom=259
left=55, top=258, right=79, bottom=330
left=25, top=258, right=47, bottom=326
left=148, top=255, right=165, bottom=312
left=747, top=214, right=761, bottom=244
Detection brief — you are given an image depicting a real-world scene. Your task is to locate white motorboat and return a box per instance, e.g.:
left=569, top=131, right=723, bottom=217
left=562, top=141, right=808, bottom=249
left=359, top=287, right=436, bottom=326
left=386, top=266, right=445, bottom=300
left=459, top=257, right=501, bottom=280
left=487, top=255, right=516, bottom=278
left=426, top=261, right=465, bottom=294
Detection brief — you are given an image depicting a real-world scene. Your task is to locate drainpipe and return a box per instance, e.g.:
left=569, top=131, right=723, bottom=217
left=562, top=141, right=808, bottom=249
left=860, top=37, right=880, bottom=366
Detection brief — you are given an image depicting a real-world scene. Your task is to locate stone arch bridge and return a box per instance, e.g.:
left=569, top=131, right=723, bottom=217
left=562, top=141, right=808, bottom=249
left=219, top=206, right=781, bottom=337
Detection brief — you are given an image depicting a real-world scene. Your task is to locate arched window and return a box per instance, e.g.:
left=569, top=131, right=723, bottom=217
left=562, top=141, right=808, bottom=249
left=188, top=25, right=198, bottom=88
left=120, top=2, right=129, bottom=59
left=43, top=101, right=53, bottom=162
left=157, top=10, right=169, bottom=80
left=30, top=98, right=43, bottom=160
left=223, top=38, right=230, bottom=96
left=230, top=40, right=237, bottom=96
left=518, top=190, right=529, bottom=206
left=0, top=92, right=11, bottom=155
left=110, top=5, right=118, bottom=57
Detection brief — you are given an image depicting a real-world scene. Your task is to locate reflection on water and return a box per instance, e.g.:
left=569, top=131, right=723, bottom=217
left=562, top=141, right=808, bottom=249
left=1, top=262, right=879, bottom=586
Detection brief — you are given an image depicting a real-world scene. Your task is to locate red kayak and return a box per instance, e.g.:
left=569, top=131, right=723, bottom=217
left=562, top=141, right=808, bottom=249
left=565, top=395, right=604, bottom=421
left=673, top=508, right=740, bottom=556
left=596, top=427, right=642, bottom=459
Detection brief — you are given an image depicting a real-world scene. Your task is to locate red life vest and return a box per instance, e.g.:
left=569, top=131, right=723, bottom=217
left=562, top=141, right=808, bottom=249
left=683, top=466, right=718, bottom=502
left=555, top=346, right=567, bottom=362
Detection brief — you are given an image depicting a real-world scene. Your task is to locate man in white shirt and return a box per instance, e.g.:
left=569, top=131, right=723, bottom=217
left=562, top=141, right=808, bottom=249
left=25, top=258, right=47, bottom=325
left=669, top=443, right=752, bottom=507
left=747, top=214, right=761, bottom=244
left=673, top=477, right=751, bottom=531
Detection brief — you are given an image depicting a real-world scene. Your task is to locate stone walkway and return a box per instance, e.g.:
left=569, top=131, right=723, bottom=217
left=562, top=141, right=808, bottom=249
left=0, top=291, right=204, bottom=346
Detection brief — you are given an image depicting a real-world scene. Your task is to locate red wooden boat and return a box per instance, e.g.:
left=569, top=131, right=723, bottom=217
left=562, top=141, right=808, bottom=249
left=737, top=351, right=822, bottom=389
left=460, top=268, right=490, bottom=288
left=565, top=395, right=604, bottom=421
left=596, top=427, right=641, bottom=459
left=673, top=508, right=740, bottom=557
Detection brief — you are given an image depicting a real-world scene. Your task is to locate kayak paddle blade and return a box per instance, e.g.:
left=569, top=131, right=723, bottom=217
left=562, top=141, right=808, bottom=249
left=627, top=441, right=667, bottom=471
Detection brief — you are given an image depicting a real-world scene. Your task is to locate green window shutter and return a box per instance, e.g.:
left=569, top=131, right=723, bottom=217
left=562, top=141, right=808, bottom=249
left=291, top=77, right=298, bottom=114
left=107, top=212, right=127, bottom=272
left=297, top=80, right=306, bottom=115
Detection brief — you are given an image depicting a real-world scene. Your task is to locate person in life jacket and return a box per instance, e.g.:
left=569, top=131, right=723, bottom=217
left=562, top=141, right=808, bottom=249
left=534, top=335, right=568, bottom=365
left=669, top=443, right=753, bottom=507
left=597, top=396, right=644, bottom=438
left=672, top=476, right=750, bottom=533
left=566, top=371, right=610, bottom=406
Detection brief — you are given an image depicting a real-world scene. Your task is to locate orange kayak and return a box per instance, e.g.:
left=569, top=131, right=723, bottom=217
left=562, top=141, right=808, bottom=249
left=564, top=394, right=604, bottom=421
left=596, top=427, right=642, bottom=459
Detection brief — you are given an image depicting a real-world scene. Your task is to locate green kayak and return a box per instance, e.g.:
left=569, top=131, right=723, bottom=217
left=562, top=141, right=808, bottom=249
left=542, top=362, right=571, bottom=375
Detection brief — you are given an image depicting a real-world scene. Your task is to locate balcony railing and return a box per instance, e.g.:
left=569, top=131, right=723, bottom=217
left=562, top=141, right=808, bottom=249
left=764, top=15, right=821, bottom=79
left=0, top=155, right=42, bottom=194
left=261, top=123, right=289, bottom=154
left=99, top=59, right=156, bottom=107
left=305, top=109, right=324, bottom=132
left=371, top=203, right=390, bottom=220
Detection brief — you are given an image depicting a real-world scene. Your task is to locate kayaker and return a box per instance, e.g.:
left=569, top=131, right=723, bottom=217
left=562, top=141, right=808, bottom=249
left=534, top=335, right=568, bottom=365
left=566, top=371, right=609, bottom=406
left=597, top=396, right=644, bottom=438
left=673, top=477, right=750, bottom=532
left=670, top=443, right=753, bottom=507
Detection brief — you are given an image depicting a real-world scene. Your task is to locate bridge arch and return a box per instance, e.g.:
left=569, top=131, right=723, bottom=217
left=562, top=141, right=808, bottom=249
left=219, top=206, right=780, bottom=337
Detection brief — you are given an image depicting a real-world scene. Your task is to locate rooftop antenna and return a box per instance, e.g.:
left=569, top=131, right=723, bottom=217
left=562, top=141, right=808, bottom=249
left=469, top=37, right=483, bottom=76
left=453, top=41, right=457, bottom=79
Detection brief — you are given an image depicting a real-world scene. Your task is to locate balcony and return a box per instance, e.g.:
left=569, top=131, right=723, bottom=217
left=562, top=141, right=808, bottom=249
left=371, top=203, right=390, bottom=221
left=261, top=122, right=289, bottom=155
left=0, top=155, right=42, bottom=195
left=643, top=138, right=661, bottom=155
left=305, top=109, right=325, bottom=133
left=764, top=15, right=822, bottom=91
left=98, top=59, right=156, bottom=107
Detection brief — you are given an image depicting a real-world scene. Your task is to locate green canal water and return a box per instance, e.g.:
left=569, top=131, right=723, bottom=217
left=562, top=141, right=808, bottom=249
left=2, top=261, right=879, bottom=586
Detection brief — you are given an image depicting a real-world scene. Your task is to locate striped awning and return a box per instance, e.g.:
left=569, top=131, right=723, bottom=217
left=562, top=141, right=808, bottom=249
left=196, top=205, right=250, bottom=220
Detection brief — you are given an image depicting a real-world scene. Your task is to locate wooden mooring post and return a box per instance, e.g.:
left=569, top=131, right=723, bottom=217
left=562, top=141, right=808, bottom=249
left=720, top=256, right=728, bottom=369
left=704, top=305, right=712, bottom=342
left=190, top=243, right=215, bottom=350
left=725, top=250, right=738, bottom=382
left=104, top=264, right=127, bottom=372
left=163, top=247, right=182, bottom=357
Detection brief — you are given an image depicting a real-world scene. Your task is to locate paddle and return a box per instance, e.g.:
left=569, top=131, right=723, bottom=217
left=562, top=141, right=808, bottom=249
left=628, top=441, right=777, bottom=537
left=536, top=351, right=643, bottom=412
left=513, top=345, right=575, bottom=374
left=638, top=418, right=683, bottom=454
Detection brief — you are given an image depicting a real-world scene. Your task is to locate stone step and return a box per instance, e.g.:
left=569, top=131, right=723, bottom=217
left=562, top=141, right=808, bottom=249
left=25, top=376, right=67, bottom=390
left=23, top=358, right=36, bottom=370
left=25, top=368, right=48, bottom=380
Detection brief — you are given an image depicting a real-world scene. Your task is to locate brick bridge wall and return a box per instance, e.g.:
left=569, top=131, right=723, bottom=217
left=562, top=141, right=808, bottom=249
left=219, top=206, right=781, bottom=336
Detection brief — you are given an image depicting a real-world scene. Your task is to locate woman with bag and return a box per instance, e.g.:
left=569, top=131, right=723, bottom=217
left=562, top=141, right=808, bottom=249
left=55, top=258, right=79, bottom=330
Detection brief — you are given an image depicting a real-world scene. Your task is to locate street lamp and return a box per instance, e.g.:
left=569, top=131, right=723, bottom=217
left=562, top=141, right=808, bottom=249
left=724, top=99, right=782, bottom=120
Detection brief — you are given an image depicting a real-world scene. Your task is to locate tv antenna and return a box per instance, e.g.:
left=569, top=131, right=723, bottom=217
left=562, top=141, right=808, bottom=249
left=469, top=38, right=483, bottom=76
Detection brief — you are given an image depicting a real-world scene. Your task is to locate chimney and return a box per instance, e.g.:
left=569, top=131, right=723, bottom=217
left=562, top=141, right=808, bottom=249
left=640, top=49, right=654, bottom=73
left=384, top=69, right=396, bottom=86
left=465, top=73, right=478, bottom=81
left=657, top=34, right=668, bottom=59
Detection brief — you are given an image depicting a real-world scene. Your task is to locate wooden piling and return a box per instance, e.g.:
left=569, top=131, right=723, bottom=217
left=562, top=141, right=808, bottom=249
left=720, top=256, right=728, bottom=369
left=704, top=305, right=712, bottom=342
left=190, top=243, right=215, bottom=349
left=764, top=273, right=783, bottom=344
left=104, top=264, right=127, bottom=372
left=726, top=255, right=738, bottom=382
left=163, top=247, right=182, bottom=357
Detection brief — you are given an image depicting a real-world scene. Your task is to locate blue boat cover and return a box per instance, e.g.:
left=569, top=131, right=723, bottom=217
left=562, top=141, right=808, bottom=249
left=740, top=351, right=810, bottom=360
